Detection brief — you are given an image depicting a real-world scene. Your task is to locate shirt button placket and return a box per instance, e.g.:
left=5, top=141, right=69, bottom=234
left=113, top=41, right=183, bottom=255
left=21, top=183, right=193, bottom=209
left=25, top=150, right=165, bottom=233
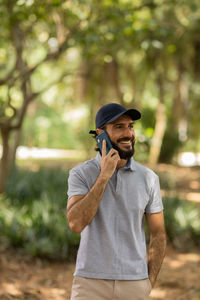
left=116, top=171, right=121, bottom=194
left=115, top=171, right=122, bottom=273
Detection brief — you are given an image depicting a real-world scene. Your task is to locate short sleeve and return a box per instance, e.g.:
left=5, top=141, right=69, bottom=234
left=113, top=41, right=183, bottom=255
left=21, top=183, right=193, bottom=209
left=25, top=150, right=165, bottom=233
left=145, top=175, right=163, bottom=213
left=67, top=169, right=89, bottom=200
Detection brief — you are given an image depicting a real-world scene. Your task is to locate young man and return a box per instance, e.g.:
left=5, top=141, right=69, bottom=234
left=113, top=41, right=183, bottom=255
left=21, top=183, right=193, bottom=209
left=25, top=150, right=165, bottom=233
left=67, top=103, right=166, bottom=300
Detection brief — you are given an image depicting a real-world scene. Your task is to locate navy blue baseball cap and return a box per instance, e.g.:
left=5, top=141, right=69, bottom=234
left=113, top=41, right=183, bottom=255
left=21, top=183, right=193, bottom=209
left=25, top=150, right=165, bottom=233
left=94, top=103, right=141, bottom=129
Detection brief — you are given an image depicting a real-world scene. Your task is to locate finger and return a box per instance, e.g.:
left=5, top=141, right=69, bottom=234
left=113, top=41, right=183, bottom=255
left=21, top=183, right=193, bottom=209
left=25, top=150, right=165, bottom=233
left=102, top=139, right=106, bottom=158
left=110, top=149, right=120, bottom=160
left=113, top=152, right=120, bottom=161
left=108, top=148, right=118, bottom=157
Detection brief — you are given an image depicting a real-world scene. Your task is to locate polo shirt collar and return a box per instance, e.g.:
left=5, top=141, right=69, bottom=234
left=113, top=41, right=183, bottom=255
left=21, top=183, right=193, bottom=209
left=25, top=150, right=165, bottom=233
left=95, top=152, right=136, bottom=171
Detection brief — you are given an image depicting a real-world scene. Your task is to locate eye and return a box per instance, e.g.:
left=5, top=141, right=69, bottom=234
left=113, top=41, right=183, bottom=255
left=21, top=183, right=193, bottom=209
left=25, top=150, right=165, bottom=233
left=115, top=124, right=123, bottom=129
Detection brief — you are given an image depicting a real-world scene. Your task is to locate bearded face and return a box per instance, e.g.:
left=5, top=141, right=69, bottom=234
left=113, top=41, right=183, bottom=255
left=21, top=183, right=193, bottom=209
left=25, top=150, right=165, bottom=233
left=110, top=137, right=135, bottom=159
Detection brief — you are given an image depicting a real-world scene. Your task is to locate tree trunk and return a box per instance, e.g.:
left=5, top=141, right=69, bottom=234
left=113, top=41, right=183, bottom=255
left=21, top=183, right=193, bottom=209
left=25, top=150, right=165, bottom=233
left=173, top=70, right=188, bottom=142
left=148, top=76, right=167, bottom=166
left=0, top=126, right=11, bottom=194
left=74, top=60, right=89, bottom=103
left=159, top=64, right=188, bottom=163
left=10, top=128, right=22, bottom=168
left=106, top=59, right=124, bottom=104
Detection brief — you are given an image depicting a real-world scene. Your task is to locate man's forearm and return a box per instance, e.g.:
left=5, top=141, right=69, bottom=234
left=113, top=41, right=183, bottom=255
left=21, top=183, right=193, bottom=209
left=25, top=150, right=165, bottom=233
left=67, top=173, right=109, bottom=233
left=148, top=231, right=166, bottom=287
left=67, top=144, right=120, bottom=233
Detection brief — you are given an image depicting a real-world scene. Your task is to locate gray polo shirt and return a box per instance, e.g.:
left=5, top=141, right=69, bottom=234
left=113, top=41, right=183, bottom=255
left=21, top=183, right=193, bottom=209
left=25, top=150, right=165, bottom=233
left=67, top=153, right=163, bottom=280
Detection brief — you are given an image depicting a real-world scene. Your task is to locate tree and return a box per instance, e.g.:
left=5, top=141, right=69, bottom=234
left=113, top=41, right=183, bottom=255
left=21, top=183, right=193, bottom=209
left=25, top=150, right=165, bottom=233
left=1, top=0, right=200, bottom=194
left=0, top=0, right=90, bottom=193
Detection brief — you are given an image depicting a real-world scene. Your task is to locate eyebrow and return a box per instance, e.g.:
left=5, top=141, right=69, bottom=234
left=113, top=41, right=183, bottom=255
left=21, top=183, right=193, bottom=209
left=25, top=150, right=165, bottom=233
left=113, top=121, right=134, bottom=126
left=113, top=122, right=134, bottom=127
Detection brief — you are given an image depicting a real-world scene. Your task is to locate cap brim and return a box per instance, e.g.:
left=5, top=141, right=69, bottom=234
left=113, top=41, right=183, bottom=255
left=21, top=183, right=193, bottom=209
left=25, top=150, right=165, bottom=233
left=125, top=109, right=141, bottom=120
left=107, top=109, right=141, bottom=125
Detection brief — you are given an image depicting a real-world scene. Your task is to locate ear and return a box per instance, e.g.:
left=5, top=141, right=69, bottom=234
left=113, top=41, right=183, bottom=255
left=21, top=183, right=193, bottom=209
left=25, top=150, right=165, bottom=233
left=96, top=128, right=104, bottom=135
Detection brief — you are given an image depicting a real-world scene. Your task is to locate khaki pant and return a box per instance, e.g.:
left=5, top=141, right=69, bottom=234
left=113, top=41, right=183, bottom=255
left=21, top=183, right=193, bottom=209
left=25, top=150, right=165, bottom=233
left=70, top=276, right=152, bottom=300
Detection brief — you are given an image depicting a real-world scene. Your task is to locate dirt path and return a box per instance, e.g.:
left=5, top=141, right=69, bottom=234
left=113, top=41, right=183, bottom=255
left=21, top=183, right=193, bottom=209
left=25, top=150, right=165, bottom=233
left=0, top=246, right=200, bottom=300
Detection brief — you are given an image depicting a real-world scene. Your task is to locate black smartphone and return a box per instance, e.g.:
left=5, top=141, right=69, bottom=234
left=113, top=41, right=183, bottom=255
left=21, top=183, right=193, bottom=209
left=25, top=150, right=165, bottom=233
left=96, top=131, right=113, bottom=155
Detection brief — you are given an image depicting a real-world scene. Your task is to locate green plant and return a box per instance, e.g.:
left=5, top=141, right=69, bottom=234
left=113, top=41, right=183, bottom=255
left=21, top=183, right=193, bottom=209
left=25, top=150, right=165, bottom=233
left=6, top=167, right=68, bottom=205
left=163, top=197, right=200, bottom=249
left=1, top=168, right=200, bottom=259
left=0, top=167, right=80, bottom=259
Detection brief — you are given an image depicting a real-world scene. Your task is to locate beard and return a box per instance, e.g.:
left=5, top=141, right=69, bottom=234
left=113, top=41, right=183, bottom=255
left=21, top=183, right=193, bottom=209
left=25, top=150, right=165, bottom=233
left=110, top=137, right=135, bottom=160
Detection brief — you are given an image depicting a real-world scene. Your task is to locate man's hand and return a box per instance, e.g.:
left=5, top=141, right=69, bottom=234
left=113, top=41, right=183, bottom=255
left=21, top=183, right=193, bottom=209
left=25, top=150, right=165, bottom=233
left=67, top=140, right=120, bottom=233
left=100, top=139, right=120, bottom=180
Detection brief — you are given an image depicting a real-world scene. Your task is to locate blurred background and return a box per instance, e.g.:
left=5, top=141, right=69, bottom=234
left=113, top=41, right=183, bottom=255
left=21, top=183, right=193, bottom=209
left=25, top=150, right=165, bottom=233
left=0, top=0, right=200, bottom=299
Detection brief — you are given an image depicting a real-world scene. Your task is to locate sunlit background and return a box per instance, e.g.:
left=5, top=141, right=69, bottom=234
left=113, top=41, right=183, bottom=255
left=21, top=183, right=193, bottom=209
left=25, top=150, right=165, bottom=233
left=0, top=0, right=200, bottom=299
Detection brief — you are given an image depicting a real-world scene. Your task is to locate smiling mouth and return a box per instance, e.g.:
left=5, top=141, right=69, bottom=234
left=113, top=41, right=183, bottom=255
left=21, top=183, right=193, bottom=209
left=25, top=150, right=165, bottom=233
left=119, top=141, right=133, bottom=148
left=120, top=141, right=131, bottom=145
left=116, top=138, right=135, bottom=149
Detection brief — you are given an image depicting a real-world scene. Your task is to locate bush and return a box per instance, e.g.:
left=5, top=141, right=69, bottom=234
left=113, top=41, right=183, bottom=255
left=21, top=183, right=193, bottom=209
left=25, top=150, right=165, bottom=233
left=163, top=197, right=200, bottom=249
left=1, top=167, right=200, bottom=259
left=0, top=167, right=80, bottom=259
left=6, top=167, right=68, bottom=205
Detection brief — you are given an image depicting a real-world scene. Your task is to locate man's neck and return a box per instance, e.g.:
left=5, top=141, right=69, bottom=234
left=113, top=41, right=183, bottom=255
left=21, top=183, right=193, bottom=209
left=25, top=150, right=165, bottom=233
left=116, top=158, right=129, bottom=169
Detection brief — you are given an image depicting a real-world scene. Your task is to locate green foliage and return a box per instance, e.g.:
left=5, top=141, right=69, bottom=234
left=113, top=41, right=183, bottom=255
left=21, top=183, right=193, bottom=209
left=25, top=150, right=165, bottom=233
left=134, top=107, right=156, bottom=162
left=1, top=167, right=200, bottom=260
left=22, top=104, right=86, bottom=149
left=1, top=0, right=200, bottom=168
left=0, top=167, right=79, bottom=259
left=163, top=197, right=200, bottom=249
left=6, top=167, right=67, bottom=204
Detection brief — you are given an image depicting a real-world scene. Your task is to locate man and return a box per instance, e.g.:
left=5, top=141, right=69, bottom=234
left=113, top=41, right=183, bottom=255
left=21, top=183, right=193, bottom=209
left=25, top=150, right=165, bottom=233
left=67, top=102, right=166, bottom=300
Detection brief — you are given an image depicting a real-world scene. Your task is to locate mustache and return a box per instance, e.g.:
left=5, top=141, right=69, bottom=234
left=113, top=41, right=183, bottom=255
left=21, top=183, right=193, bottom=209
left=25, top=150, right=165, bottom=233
left=117, top=137, right=134, bottom=143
